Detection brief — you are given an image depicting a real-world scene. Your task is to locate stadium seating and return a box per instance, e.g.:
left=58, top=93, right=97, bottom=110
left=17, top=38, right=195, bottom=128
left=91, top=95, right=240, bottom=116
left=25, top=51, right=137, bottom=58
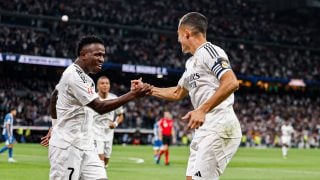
left=0, top=77, right=319, bottom=147
left=0, top=0, right=319, bottom=147
left=0, top=0, right=319, bottom=79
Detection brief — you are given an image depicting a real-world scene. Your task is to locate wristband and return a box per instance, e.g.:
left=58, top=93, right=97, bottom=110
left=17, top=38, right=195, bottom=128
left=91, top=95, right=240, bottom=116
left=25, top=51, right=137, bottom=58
left=114, top=121, right=118, bottom=127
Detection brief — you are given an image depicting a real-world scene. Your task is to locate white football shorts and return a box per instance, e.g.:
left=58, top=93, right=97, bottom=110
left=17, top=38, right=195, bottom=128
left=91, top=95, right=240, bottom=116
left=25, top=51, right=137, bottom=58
left=281, top=136, right=291, bottom=146
left=186, top=133, right=240, bottom=180
left=49, top=145, right=107, bottom=180
left=95, top=140, right=113, bottom=158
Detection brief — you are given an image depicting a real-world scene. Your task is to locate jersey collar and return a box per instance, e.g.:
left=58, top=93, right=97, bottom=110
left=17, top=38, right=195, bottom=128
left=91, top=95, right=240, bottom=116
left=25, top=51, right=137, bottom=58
left=195, top=42, right=210, bottom=55
left=73, top=63, right=85, bottom=73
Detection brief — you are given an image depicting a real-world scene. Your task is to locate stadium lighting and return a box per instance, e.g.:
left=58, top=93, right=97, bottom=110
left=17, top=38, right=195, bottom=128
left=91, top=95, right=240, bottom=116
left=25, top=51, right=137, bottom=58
left=288, top=79, right=306, bottom=87
left=157, top=74, right=163, bottom=78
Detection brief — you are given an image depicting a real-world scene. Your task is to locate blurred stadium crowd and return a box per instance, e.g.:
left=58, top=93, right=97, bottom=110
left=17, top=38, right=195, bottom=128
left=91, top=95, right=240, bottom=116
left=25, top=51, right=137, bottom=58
left=0, top=0, right=319, bottom=147
left=0, top=78, right=319, bottom=148
left=1, top=0, right=319, bottom=79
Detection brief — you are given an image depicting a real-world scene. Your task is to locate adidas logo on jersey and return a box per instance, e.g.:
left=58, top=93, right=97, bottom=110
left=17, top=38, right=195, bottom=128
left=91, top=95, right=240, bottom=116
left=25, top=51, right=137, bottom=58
left=194, top=171, right=202, bottom=177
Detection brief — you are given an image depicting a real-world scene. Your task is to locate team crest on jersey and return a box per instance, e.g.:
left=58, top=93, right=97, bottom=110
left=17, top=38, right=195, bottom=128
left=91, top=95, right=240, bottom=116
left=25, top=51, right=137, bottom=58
left=86, top=83, right=95, bottom=95
left=219, top=58, right=231, bottom=69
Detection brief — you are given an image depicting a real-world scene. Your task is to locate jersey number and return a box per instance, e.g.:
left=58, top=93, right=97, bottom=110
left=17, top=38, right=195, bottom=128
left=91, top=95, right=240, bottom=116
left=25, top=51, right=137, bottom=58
left=68, top=167, right=74, bottom=180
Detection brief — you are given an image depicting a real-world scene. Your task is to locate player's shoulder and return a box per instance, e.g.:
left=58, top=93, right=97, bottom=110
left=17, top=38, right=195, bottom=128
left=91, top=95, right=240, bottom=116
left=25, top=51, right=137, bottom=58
left=60, top=64, right=76, bottom=81
left=197, top=42, right=228, bottom=60
left=185, top=56, right=194, bottom=67
left=62, top=64, right=91, bottom=84
left=4, top=114, right=12, bottom=122
left=4, top=113, right=11, bottom=119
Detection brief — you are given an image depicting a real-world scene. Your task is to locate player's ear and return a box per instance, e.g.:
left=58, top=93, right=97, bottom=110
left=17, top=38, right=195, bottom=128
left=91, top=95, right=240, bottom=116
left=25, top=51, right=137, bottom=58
left=185, top=29, right=191, bottom=39
left=79, top=50, right=86, bottom=57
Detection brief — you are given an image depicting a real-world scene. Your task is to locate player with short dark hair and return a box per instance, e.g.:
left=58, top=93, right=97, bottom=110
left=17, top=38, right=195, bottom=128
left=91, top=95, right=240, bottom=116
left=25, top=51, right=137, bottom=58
left=141, top=12, right=242, bottom=179
left=46, top=35, right=151, bottom=180
left=0, top=108, right=17, bottom=163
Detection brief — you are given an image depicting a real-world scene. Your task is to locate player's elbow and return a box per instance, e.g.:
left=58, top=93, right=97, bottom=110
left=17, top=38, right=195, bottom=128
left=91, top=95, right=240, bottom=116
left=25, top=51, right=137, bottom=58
left=88, top=99, right=105, bottom=115
left=96, top=109, right=105, bottom=115
left=233, top=80, right=240, bottom=91
left=92, top=106, right=105, bottom=115
left=229, top=80, right=239, bottom=93
left=170, top=95, right=182, bottom=101
left=95, top=105, right=108, bottom=115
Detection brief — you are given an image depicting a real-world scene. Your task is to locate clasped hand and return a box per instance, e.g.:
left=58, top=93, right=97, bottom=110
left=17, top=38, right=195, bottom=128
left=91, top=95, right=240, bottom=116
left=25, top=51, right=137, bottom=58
left=130, top=78, right=153, bottom=96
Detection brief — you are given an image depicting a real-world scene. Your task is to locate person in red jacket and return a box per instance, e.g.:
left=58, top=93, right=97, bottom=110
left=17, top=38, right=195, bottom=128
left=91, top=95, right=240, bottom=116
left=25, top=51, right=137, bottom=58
left=156, top=111, right=175, bottom=165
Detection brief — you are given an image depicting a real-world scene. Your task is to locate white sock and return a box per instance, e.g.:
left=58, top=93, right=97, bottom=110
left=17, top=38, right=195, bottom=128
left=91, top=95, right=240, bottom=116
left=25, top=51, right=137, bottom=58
left=282, top=146, right=287, bottom=156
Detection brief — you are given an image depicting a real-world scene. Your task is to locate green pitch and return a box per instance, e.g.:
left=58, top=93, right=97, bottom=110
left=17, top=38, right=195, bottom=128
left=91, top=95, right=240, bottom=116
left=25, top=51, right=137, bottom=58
left=0, top=143, right=319, bottom=180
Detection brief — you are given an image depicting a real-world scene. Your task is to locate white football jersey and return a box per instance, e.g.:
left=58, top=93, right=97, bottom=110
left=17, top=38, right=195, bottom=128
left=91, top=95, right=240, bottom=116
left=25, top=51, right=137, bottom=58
left=92, top=93, right=124, bottom=141
left=50, top=63, right=98, bottom=150
left=281, top=124, right=294, bottom=137
left=178, top=42, right=241, bottom=138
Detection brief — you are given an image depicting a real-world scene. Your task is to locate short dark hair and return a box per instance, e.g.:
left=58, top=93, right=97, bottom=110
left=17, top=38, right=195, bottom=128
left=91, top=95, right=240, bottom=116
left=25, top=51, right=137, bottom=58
left=179, top=12, right=208, bottom=35
left=76, top=35, right=104, bottom=56
left=9, top=107, right=16, bottom=112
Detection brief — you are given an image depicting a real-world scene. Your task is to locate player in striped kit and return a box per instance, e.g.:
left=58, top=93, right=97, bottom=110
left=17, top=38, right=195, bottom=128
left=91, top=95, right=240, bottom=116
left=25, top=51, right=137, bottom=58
left=153, top=119, right=163, bottom=161
left=147, top=12, right=242, bottom=180
left=0, top=108, right=17, bottom=163
left=92, top=76, right=124, bottom=167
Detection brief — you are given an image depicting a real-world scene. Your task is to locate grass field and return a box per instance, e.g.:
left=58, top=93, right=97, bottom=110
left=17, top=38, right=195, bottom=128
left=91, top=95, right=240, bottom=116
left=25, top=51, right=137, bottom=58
left=0, top=143, right=320, bottom=180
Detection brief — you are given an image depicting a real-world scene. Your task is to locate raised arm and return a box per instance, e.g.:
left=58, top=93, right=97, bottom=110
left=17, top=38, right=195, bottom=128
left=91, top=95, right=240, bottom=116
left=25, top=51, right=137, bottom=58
left=88, top=83, right=152, bottom=115
left=151, top=86, right=188, bottom=101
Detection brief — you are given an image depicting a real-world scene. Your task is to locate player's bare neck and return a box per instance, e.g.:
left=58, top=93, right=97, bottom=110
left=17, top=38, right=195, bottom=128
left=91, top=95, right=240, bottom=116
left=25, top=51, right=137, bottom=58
left=74, top=58, right=89, bottom=74
left=190, top=36, right=207, bottom=55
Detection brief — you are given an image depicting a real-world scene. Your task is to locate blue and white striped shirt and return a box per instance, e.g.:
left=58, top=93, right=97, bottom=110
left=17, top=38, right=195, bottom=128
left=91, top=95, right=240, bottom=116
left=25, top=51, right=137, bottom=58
left=2, top=113, right=14, bottom=136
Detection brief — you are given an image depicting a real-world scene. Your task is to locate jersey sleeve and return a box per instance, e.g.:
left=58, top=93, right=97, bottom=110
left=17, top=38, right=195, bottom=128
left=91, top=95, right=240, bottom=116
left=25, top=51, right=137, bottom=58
left=4, top=114, right=12, bottom=124
left=69, top=75, right=98, bottom=106
left=204, top=56, right=232, bottom=80
left=177, top=71, right=187, bottom=88
left=115, top=106, right=124, bottom=115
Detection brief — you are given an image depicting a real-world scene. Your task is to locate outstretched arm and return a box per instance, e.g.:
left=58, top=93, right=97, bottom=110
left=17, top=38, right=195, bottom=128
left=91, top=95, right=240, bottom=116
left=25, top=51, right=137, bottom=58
left=151, top=86, right=188, bottom=101
left=88, top=83, right=151, bottom=115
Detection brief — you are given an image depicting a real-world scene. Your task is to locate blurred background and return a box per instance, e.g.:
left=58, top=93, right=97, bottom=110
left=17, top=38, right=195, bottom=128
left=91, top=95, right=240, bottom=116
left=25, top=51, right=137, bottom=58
left=0, top=0, right=319, bottom=149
